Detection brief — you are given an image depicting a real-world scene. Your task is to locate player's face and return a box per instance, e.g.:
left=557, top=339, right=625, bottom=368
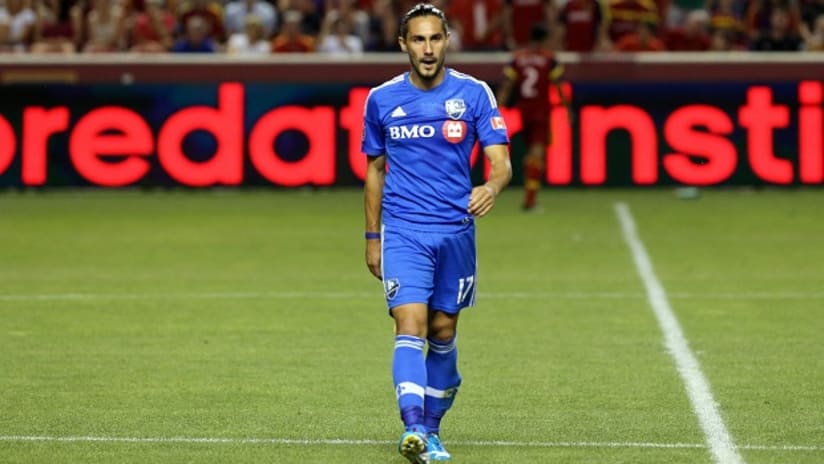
left=400, top=15, right=450, bottom=88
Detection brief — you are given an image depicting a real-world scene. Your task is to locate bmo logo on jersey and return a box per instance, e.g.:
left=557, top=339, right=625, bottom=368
left=442, top=120, right=467, bottom=143
left=389, top=124, right=436, bottom=139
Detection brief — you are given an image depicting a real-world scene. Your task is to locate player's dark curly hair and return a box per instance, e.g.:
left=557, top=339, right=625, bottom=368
left=399, top=3, right=449, bottom=39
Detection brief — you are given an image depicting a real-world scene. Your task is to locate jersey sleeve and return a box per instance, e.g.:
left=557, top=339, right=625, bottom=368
left=473, top=81, right=510, bottom=148
left=361, top=89, right=385, bottom=157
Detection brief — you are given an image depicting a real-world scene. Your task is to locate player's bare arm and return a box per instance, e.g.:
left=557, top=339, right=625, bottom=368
left=468, top=144, right=512, bottom=217
left=364, top=154, right=386, bottom=280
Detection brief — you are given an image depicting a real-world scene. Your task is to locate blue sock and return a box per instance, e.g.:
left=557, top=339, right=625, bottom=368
left=393, top=335, right=427, bottom=432
left=424, top=336, right=461, bottom=434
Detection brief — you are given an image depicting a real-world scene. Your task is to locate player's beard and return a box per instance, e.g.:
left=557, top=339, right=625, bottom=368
left=411, top=52, right=445, bottom=84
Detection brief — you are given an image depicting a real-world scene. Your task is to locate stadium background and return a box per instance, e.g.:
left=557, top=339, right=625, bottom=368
left=2, top=52, right=823, bottom=464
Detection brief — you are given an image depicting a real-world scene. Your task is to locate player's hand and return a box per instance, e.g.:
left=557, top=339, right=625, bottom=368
left=365, top=240, right=382, bottom=280
left=468, top=184, right=497, bottom=218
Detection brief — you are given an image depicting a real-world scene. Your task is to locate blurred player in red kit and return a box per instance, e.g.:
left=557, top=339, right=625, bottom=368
left=496, top=23, right=569, bottom=211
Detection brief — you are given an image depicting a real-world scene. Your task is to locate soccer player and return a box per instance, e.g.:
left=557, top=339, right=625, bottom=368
left=361, top=3, right=512, bottom=462
left=496, top=23, right=569, bottom=212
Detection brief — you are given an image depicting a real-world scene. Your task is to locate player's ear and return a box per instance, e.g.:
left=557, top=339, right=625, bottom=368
left=398, top=36, right=407, bottom=52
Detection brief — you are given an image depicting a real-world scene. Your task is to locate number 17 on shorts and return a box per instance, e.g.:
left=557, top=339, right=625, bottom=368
left=457, top=275, right=475, bottom=306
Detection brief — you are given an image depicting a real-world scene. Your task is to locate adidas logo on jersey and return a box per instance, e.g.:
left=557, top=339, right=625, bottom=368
left=390, top=106, right=407, bottom=118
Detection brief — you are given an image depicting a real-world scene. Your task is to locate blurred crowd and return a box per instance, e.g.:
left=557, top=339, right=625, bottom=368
left=0, top=0, right=822, bottom=54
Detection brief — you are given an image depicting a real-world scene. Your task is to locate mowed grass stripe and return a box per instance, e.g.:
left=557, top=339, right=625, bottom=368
left=3, top=189, right=821, bottom=464
left=615, top=203, right=745, bottom=464
left=623, top=189, right=824, bottom=461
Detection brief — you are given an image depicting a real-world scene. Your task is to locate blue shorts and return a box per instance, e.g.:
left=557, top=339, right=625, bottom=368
left=381, top=224, right=477, bottom=314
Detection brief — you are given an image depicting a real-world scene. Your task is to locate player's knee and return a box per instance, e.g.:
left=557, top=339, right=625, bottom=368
left=428, top=313, right=458, bottom=341
left=527, top=146, right=546, bottom=164
left=395, top=321, right=427, bottom=338
left=428, top=326, right=455, bottom=342
left=392, top=305, right=429, bottom=338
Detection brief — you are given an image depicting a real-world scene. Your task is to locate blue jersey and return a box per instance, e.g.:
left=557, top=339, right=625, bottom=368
left=362, top=68, right=509, bottom=231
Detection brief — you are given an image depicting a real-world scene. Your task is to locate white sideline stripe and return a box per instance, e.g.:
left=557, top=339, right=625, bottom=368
left=2, top=290, right=824, bottom=302
left=0, top=435, right=821, bottom=452
left=615, top=203, right=745, bottom=464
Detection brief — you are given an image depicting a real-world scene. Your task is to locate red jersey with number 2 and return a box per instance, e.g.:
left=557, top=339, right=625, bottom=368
left=504, top=48, right=562, bottom=116
left=504, top=48, right=563, bottom=144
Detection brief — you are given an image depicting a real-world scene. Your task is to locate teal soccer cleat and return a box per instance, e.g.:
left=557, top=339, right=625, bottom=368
left=398, top=430, right=428, bottom=463
left=423, top=433, right=451, bottom=462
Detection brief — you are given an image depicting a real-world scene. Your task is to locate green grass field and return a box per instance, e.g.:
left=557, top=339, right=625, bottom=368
left=1, top=188, right=822, bottom=464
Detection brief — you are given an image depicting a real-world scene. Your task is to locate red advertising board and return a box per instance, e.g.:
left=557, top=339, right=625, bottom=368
left=0, top=55, right=821, bottom=187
